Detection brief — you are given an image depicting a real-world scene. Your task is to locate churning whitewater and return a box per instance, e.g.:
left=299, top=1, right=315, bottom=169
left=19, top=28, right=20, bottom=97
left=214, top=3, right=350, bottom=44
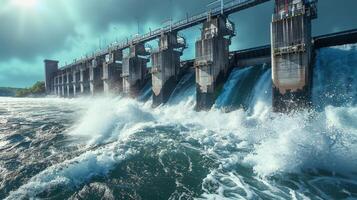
left=1, top=44, right=357, bottom=199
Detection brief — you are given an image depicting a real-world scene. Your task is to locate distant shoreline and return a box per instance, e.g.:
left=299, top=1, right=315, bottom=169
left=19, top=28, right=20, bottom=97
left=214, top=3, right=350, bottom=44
left=0, top=87, right=21, bottom=97
left=0, top=81, right=46, bottom=97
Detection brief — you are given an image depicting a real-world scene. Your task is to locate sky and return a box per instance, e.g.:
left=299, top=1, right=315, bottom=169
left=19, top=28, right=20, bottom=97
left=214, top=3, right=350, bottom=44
left=0, top=0, right=356, bottom=88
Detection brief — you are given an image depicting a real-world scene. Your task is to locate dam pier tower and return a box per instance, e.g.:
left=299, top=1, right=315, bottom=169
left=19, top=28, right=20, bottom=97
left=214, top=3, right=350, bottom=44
left=72, top=68, right=80, bottom=97
left=271, top=0, right=317, bottom=112
left=65, top=70, right=73, bottom=97
left=44, top=60, right=58, bottom=95
left=151, top=32, right=186, bottom=107
left=103, top=50, right=123, bottom=95
left=122, top=43, right=150, bottom=97
left=79, top=63, right=90, bottom=95
left=89, top=58, right=104, bottom=96
left=194, top=15, right=235, bottom=111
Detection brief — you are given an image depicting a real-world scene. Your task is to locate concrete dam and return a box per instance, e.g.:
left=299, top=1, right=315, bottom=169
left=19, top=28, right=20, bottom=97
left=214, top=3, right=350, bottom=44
left=44, top=0, right=357, bottom=112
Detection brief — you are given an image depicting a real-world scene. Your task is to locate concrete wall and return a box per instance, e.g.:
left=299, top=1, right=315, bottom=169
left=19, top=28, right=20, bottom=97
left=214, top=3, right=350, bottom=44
left=151, top=32, right=185, bottom=107
left=44, top=60, right=58, bottom=94
left=195, top=16, right=234, bottom=110
left=122, top=43, right=149, bottom=97
left=103, top=51, right=123, bottom=95
left=80, top=66, right=90, bottom=95
left=271, top=0, right=317, bottom=112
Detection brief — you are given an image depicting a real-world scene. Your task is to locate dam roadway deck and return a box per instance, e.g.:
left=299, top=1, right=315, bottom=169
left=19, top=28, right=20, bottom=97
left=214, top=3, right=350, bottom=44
left=59, top=0, right=270, bottom=70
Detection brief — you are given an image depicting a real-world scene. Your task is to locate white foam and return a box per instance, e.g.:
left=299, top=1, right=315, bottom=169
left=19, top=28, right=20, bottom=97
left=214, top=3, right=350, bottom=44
left=6, top=139, right=138, bottom=200
left=67, top=97, right=154, bottom=145
left=244, top=107, right=357, bottom=177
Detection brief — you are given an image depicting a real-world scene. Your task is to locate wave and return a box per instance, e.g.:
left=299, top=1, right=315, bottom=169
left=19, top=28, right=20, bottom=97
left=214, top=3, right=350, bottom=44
left=5, top=97, right=357, bottom=199
left=6, top=142, right=137, bottom=200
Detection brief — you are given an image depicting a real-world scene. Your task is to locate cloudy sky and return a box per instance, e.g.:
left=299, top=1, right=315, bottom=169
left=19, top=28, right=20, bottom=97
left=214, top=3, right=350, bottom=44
left=0, top=0, right=356, bottom=87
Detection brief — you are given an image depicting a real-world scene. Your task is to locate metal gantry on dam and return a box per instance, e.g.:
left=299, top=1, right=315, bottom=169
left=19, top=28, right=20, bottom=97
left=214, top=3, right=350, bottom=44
left=44, top=0, right=357, bottom=112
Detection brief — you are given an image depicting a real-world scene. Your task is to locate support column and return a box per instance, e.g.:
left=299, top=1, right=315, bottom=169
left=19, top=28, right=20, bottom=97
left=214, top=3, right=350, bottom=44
left=151, top=32, right=186, bottom=107
left=194, top=15, right=235, bottom=111
left=66, top=71, right=73, bottom=97
left=80, top=69, right=84, bottom=94
left=103, top=50, right=123, bottom=95
left=79, top=64, right=90, bottom=95
left=271, top=0, right=317, bottom=112
left=72, top=68, right=80, bottom=97
left=122, top=43, right=149, bottom=97
left=57, top=75, right=61, bottom=97
left=54, top=77, right=57, bottom=96
left=90, top=58, right=104, bottom=96
left=44, top=60, right=59, bottom=94
left=61, top=73, right=66, bottom=97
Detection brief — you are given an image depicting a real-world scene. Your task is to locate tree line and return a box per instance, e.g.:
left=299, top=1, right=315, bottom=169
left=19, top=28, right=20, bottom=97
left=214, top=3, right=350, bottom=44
left=15, top=81, right=46, bottom=97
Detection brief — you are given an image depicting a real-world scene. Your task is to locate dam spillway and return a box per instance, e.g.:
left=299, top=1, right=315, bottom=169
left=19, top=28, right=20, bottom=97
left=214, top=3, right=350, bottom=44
left=44, top=0, right=357, bottom=112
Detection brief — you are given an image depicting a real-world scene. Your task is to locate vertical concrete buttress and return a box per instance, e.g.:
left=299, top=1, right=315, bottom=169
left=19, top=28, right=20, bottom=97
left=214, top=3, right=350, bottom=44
left=44, top=60, right=59, bottom=94
left=57, top=76, right=61, bottom=97
left=271, top=0, right=317, bottom=112
left=80, top=63, right=90, bottom=95
left=122, top=43, right=149, bottom=97
left=66, top=71, right=73, bottom=97
left=194, top=15, right=235, bottom=111
left=53, top=77, right=57, bottom=96
left=151, top=32, right=186, bottom=107
left=89, top=58, right=104, bottom=96
left=61, top=73, right=66, bottom=97
left=80, top=68, right=85, bottom=94
left=72, top=69, right=78, bottom=97
left=103, top=50, right=123, bottom=95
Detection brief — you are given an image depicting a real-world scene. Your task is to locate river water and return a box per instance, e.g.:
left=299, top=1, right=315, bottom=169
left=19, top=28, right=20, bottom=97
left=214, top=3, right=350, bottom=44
left=1, top=44, right=357, bottom=200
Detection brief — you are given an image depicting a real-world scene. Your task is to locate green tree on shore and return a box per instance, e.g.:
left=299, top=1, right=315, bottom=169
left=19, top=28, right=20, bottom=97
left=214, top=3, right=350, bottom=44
left=15, top=81, right=46, bottom=97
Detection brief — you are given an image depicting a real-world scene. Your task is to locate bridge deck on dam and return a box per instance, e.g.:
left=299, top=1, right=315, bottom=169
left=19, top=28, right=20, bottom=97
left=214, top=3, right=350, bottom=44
left=59, top=0, right=270, bottom=70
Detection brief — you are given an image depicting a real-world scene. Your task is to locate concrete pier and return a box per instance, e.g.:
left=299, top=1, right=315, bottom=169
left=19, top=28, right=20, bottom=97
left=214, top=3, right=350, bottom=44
left=194, top=15, right=235, bottom=110
left=79, top=64, right=90, bottom=95
left=151, top=32, right=186, bottom=107
left=53, top=77, right=56, bottom=95
left=271, top=0, right=317, bottom=112
left=57, top=76, right=61, bottom=97
left=66, top=71, right=73, bottom=97
left=103, top=50, right=123, bottom=95
left=89, top=58, right=104, bottom=96
left=44, top=60, right=59, bottom=95
left=122, top=43, right=149, bottom=97
left=72, top=69, right=80, bottom=97
left=61, top=73, right=66, bottom=97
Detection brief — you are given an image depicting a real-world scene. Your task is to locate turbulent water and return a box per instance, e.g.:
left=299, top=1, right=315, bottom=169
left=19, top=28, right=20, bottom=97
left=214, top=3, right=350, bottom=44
left=1, top=44, right=357, bottom=200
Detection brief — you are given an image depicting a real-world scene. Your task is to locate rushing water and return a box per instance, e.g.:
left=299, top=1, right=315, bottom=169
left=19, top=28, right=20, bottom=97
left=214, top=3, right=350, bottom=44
left=1, top=44, right=357, bottom=200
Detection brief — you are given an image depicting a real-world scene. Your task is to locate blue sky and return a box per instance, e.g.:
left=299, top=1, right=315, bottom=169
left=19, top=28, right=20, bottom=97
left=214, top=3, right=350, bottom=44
left=0, top=0, right=356, bottom=87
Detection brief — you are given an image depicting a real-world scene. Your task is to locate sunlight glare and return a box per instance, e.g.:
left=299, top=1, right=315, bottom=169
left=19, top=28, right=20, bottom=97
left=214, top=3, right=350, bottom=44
left=12, top=0, right=38, bottom=9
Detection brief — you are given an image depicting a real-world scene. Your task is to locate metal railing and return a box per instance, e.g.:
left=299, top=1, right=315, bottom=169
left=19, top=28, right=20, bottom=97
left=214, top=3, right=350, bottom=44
left=60, top=0, right=269, bottom=70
